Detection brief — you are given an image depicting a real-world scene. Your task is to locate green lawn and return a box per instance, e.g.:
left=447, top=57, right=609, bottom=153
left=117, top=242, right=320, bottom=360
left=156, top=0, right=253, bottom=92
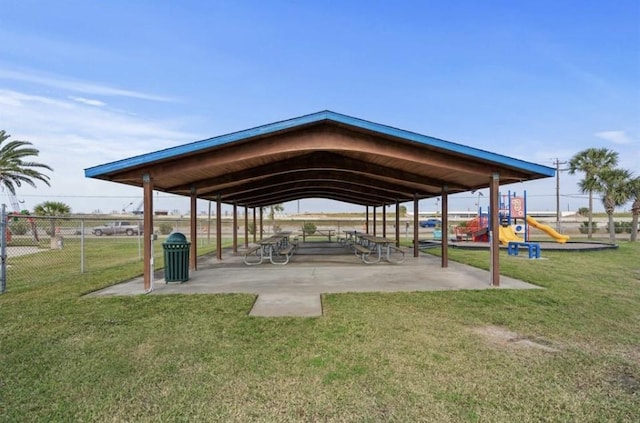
left=0, top=242, right=638, bottom=421
left=5, top=237, right=222, bottom=292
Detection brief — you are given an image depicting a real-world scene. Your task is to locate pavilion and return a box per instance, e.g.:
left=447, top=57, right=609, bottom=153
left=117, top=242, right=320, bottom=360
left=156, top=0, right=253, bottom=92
left=85, top=111, right=555, bottom=290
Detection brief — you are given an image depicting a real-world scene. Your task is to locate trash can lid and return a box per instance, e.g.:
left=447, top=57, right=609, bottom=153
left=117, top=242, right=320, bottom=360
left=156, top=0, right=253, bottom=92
left=165, top=232, right=188, bottom=243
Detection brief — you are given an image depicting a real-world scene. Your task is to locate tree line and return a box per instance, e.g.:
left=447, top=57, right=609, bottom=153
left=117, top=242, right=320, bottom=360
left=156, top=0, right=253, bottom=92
left=569, top=147, right=639, bottom=242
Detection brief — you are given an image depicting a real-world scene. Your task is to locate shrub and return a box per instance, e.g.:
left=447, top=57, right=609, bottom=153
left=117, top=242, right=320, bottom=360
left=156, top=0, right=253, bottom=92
left=159, top=222, right=174, bottom=235
left=248, top=222, right=256, bottom=235
left=579, top=221, right=598, bottom=234
left=607, top=221, right=631, bottom=234
left=9, top=221, right=28, bottom=236
left=302, top=222, right=316, bottom=235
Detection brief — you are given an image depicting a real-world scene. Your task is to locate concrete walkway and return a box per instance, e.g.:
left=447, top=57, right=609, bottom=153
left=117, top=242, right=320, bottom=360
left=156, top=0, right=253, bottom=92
left=250, top=293, right=323, bottom=317
left=88, top=242, right=541, bottom=316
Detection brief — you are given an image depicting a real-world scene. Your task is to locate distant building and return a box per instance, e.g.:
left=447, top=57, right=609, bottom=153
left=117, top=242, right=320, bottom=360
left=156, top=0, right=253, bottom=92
left=407, top=210, right=576, bottom=220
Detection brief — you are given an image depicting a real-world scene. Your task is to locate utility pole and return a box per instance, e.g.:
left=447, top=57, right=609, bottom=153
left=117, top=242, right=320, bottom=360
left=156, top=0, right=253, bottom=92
left=554, top=158, right=568, bottom=231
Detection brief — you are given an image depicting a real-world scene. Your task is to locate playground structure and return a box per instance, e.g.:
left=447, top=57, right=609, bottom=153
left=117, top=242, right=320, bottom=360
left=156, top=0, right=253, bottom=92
left=454, top=191, right=569, bottom=245
left=525, top=215, right=569, bottom=243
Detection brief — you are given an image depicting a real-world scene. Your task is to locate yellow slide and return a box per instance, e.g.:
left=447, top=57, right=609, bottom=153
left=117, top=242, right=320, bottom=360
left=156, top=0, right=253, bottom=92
left=498, top=225, right=524, bottom=245
left=526, top=216, right=570, bottom=243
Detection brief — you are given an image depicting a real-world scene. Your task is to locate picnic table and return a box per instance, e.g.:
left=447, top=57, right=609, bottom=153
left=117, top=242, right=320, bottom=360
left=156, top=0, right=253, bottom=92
left=345, top=232, right=405, bottom=264
left=340, top=230, right=365, bottom=245
left=301, top=228, right=335, bottom=242
left=243, top=232, right=296, bottom=265
left=317, top=229, right=335, bottom=242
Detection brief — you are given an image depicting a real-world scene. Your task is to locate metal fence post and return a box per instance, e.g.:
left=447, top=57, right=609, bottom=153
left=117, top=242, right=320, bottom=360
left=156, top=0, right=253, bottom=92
left=80, top=219, right=85, bottom=273
left=1, top=204, right=7, bottom=293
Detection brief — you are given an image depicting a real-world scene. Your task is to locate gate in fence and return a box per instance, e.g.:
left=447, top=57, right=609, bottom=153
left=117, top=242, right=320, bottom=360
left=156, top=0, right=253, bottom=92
left=1, top=204, right=7, bottom=293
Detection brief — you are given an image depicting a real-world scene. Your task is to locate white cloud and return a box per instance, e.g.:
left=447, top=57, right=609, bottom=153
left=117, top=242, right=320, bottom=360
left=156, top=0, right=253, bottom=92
left=595, top=130, right=633, bottom=145
left=0, top=90, right=190, bottom=145
left=0, top=68, right=174, bottom=102
left=69, top=96, right=106, bottom=107
left=0, top=88, right=199, bottom=213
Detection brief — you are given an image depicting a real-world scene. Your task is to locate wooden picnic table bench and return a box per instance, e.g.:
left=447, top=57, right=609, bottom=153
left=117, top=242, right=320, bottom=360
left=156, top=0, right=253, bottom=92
left=243, top=244, right=264, bottom=265
left=270, top=244, right=295, bottom=265
left=352, top=243, right=377, bottom=264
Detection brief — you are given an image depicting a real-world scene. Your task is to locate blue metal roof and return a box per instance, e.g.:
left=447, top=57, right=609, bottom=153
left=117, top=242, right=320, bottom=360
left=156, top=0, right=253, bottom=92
left=85, top=110, right=555, bottom=178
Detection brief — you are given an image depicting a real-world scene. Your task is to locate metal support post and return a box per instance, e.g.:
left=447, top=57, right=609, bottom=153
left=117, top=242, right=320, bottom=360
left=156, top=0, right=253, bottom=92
left=1, top=204, right=6, bottom=293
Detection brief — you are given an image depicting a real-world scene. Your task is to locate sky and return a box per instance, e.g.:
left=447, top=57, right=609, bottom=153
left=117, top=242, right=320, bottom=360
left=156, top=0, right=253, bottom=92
left=1, top=0, right=639, bottom=216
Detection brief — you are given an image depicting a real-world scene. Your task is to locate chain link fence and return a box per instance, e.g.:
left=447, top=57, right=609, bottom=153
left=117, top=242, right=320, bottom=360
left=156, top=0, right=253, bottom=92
left=0, top=208, right=413, bottom=293
left=0, top=208, right=226, bottom=292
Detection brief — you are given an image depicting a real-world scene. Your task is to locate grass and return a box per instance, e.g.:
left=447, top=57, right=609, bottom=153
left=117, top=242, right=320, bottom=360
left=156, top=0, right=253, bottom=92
left=5, top=237, right=223, bottom=292
left=0, top=242, right=639, bottom=421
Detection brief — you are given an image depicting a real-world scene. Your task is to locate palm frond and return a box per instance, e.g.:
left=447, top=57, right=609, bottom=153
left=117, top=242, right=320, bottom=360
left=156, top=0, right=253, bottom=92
left=0, top=131, right=52, bottom=194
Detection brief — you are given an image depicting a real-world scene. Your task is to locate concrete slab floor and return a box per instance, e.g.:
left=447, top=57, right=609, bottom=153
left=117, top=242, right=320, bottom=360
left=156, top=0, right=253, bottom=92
left=87, top=242, right=541, bottom=316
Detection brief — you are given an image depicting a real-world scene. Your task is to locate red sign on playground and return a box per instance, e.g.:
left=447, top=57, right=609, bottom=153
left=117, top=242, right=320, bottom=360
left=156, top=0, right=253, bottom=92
left=511, top=197, right=525, bottom=218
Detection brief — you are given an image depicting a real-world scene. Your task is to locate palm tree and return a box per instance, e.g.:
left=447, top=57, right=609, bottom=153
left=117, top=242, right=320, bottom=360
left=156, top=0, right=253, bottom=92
left=33, top=201, right=71, bottom=238
left=627, top=177, right=640, bottom=242
left=265, top=203, right=284, bottom=234
left=568, top=148, right=619, bottom=238
left=596, top=168, right=631, bottom=244
left=0, top=130, right=52, bottom=195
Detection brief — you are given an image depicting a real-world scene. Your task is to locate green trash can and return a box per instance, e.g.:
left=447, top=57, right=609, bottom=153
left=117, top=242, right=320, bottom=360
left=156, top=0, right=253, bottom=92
left=163, top=232, right=191, bottom=282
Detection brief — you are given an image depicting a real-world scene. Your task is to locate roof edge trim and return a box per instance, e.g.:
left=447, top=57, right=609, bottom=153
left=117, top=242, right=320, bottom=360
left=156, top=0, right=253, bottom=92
left=85, top=110, right=554, bottom=178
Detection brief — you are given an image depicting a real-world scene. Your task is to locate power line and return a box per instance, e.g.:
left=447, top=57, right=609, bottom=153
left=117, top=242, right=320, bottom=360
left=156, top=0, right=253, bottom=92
left=16, top=194, right=182, bottom=199
left=553, top=158, right=568, bottom=231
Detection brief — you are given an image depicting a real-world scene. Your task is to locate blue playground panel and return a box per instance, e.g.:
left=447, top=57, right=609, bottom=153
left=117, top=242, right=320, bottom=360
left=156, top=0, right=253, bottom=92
left=507, top=241, right=541, bottom=259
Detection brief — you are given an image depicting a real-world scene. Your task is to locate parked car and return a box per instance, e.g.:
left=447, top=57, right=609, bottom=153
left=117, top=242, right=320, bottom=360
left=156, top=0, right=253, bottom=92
left=419, top=218, right=441, bottom=228
left=92, top=221, right=143, bottom=236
